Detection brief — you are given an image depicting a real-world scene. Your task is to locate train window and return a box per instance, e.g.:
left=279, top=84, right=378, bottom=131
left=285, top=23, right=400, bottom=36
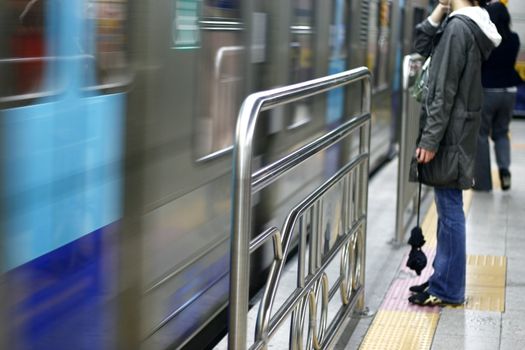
left=375, top=0, right=392, bottom=90
left=87, top=0, right=128, bottom=88
left=196, top=3, right=244, bottom=159
left=0, top=0, right=129, bottom=99
left=289, top=0, right=315, bottom=128
left=327, top=0, right=348, bottom=124
left=203, top=0, right=240, bottom=19
left=1, top=0, right=47, bottom=97
left=366, top=0, right=392, bottom=91
left=329, top=0, right=347, bottom=62
left=412, top=7, right=426, bottom=42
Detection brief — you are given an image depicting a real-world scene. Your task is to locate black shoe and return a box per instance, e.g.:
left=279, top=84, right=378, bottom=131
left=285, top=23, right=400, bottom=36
left=499, top=168, right=511, bottom=191
left=408, top=291, right=444, bottom=306
left=408, top=291, right=463, bottom=307
left=409, top=281, right=429, bottom=294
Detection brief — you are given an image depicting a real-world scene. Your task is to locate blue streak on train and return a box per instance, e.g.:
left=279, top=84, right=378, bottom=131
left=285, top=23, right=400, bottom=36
left=2, top=0, right=123, bottom=348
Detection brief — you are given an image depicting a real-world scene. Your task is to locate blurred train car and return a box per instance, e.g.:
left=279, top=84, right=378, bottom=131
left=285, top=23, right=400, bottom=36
left=0, top=0, right=430, bottom=349
left=0, top=1, right=127, bottom=349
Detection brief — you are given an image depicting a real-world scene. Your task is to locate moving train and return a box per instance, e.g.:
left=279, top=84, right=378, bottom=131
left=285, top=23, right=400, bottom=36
left=0, top=0, right=434, bottom=349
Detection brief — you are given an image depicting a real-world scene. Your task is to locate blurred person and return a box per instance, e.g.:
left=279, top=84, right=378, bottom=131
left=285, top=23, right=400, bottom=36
left=408, top=0, right=501, bottom=306
left=474, top=1, right=523, bottom=191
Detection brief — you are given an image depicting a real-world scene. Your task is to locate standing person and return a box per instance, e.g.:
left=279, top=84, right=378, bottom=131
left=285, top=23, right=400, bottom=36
left=408, top=0, right=501, bottom=306
left=474, top=2, right=522, bottom=191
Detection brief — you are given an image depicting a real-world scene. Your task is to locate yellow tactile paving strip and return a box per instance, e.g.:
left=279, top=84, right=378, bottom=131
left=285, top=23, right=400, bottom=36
left=420, top=202, right=438, bottom=247
left=463, top=189, right=473, bottom=215
left=450, top=255, right=507, bottom=312
left=467, top=255, right=507, bottom=287
left=422, top=191, right=506, bottom=312
left=492, top=169, right=501, bottom=189
left=359, top=191, right=507, bottom=349
left=360, top=311, right=439, bottom=350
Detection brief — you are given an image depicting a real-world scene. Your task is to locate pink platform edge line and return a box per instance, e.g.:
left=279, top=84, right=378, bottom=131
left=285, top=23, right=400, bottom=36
left=379, top=246, right=440, bottom=313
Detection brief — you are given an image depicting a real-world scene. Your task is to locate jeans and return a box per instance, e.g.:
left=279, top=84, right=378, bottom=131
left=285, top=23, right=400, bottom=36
left=474, top=90, right=516, bottom=190
left=428, top=188, right=466, bottom=303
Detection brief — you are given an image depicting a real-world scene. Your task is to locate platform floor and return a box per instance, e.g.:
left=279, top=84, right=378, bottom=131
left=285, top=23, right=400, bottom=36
left=215, top=119, right=525, bottom=350
left=335, top=118, right=525, bottom=350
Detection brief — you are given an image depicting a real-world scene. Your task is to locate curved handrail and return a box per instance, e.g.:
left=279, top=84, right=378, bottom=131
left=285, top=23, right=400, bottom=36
left=254, top=153, right=369, bottom=343
left=228, top=66, right=371, bottom=349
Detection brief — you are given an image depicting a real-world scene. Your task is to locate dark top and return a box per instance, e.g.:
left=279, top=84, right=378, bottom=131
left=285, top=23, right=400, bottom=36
left=482, top=32, right=523, bottom=88
left=410, top=16, right=496, bottom=189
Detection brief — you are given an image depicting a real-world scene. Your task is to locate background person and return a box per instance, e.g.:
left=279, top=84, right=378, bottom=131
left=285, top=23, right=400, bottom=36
left=474, top=1, right=523, bottom=191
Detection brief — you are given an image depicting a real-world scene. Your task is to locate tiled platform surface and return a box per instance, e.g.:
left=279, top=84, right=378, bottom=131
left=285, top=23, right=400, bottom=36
left=336, top=119, right=525, bottom=350
left=215, top=120, right=525, bottom=349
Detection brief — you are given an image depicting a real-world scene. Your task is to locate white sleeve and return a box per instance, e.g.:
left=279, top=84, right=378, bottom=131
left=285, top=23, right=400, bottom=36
left=427, top=17, right=440, bottom=28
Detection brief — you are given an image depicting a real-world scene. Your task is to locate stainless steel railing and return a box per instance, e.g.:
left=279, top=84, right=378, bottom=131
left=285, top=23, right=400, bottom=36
left=394, top=54, right=426, bottom=243
left=228, top=67, right=372, bottom=350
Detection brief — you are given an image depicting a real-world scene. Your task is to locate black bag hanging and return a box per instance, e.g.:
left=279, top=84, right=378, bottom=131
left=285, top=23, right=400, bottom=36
left=406, top=165, right=427, bottom=275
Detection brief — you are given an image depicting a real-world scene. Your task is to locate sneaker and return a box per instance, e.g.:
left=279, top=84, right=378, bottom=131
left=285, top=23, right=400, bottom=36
left=499, top=169, right=511, bottom=191
left=409, top=281, right=429, bottom=294
left=408, top=291, right=444, bottom=306
left=408, top=291, right=463, bottom=307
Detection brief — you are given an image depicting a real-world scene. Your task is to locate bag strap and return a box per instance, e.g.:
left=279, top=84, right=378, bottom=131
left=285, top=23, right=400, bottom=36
left=417, top=164, right=422, bottom=227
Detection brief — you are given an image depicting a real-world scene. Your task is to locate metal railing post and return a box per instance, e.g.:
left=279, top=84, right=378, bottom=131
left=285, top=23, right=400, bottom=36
left=394, top=54, right=424, bottom=244
left=229, top=95, right=264, bottom=349
left=357, top=77, right=372, bottom=311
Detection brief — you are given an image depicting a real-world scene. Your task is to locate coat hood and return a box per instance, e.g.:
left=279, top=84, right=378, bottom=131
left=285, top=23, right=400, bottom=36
left=450, top=7, right=501, bottom=59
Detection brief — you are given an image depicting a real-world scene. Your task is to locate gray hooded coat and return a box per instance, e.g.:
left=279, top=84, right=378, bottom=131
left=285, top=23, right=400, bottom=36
left=410, top=7, right=501, bottom=189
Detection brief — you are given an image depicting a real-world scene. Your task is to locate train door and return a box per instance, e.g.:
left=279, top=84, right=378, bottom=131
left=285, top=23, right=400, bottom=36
left=389, top=0, right=429, bottom=145
left=122, top=1, right=255, bottom=349
left=195, top=1, right=245, bottom=159
left=263, top=0, right=329, bottom=136
left=0, top=0, right=128, bottom=349
left=387, top=0, right=417, bottom=147
left=327, top=0, right=349, bottom=127
left=321, top=0, right=351, bottom=255
left=245, top=1, right=332, bottom=255
left=289, top=0, right=319, bottom=127
left=324, top=0, right=349, bottom=179
left=343, top=0, right=368, bottom=121
left=404, top=0, right=430, bottom=52
left=364, top=0, right=396, bottom=168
